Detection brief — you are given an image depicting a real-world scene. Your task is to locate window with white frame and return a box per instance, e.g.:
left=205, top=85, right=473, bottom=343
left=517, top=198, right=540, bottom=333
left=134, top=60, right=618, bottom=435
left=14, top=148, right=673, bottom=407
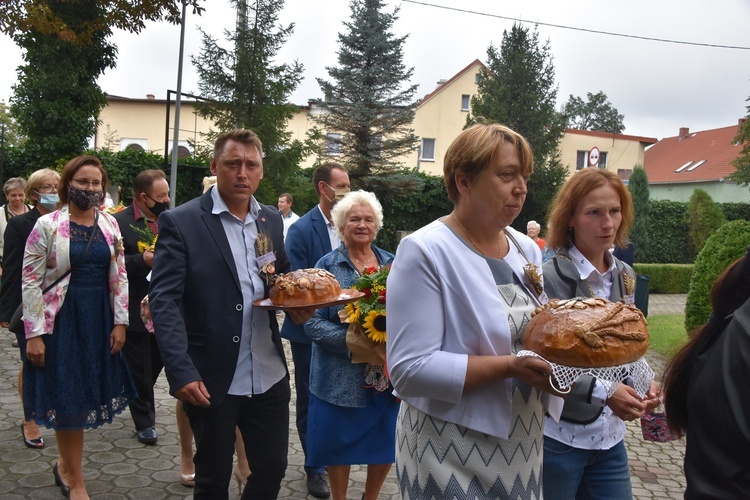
left=421, top=138, right=436, bottom=161
left=326, top=133, right=342, bottom=156
left=461, top=94, right=470, bottom=111
left=370, top=134, right=382, bottom=158
left=167, top=140, right=192, bottom=158
left=121, top=138, right=148, bottom=151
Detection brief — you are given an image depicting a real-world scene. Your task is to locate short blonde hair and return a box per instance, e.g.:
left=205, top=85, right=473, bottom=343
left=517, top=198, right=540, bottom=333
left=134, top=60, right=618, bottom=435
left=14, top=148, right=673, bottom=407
left=26, top=169, right=61, bottom=203
left=546, top=168, right=634, bottom=249
left=443, top=123, right=534, bottom=204
left=331, top=190, right=384, bottom=239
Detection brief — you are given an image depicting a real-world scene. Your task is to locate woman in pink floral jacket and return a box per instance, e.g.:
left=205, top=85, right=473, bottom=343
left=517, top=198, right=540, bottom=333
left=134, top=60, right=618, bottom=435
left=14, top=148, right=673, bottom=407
left=22, top=155, right=136, bottom=500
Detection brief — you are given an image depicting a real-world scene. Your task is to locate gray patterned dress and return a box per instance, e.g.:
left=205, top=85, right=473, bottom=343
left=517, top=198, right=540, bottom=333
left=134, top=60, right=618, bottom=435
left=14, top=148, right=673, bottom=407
left=396, top=257, right=545, bottom=499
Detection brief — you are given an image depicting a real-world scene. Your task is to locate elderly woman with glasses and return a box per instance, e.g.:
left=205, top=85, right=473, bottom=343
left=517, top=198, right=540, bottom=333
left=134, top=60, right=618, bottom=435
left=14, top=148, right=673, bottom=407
left=22, top=156, right=136, bottom=499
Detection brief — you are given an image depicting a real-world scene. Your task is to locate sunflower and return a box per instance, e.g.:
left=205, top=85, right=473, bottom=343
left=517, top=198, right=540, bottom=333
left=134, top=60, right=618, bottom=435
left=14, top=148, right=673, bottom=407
left=344, top=302, right=361, bottom=324
left=362, top=310, right=387, bottom=343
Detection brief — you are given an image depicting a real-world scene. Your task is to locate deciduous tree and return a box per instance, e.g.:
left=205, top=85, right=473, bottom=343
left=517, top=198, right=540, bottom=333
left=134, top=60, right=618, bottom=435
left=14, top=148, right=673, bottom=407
left=562, top=91, right=625, bottom=134
left=469, top=23, right=568, bottom=229
left=0, top=0, right=203, bottom=44
left=3, top=0, right=204, bottom=168
left=730, top=99, right=750, bottom=187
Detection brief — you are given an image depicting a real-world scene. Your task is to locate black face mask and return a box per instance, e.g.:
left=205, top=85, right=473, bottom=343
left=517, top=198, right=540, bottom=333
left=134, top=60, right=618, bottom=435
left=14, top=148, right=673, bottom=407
left=68, top=187, right=103, bottom=211
left=146, top=194, right=169, bottom=216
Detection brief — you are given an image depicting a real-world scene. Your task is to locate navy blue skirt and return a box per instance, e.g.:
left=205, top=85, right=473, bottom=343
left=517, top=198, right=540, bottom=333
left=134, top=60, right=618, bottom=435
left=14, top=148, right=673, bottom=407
left=307, top=388, right=400, bottom=466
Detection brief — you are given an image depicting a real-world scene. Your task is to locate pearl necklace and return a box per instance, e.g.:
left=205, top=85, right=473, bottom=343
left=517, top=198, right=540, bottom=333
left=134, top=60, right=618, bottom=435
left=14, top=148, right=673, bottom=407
left=453, top=213, right=502, bottom=259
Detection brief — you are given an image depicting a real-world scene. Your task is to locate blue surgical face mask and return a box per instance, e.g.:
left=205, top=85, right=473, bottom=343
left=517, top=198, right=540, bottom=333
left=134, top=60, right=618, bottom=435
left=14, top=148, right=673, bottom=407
left=37, top=192, right=59, bottom=211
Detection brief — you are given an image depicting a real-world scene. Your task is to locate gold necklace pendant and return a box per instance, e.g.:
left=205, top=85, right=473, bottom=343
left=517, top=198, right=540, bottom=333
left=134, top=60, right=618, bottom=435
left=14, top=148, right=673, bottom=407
left=453, top=213, right=502, bottom=259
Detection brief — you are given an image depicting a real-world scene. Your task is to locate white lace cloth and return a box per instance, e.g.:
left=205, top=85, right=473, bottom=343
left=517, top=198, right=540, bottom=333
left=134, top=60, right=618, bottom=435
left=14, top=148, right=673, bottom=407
left=516, top=350, right=654, bottom=398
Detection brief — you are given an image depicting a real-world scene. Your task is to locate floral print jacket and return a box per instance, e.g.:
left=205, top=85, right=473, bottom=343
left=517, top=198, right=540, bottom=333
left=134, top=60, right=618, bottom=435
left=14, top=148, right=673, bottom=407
left=21, top=205, right=128, bottom=338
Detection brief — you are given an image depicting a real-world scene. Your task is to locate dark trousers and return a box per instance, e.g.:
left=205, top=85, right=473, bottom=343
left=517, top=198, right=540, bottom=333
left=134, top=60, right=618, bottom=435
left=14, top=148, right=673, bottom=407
left=185, top=377, right=291, bottom=500
left=121, top=329, right=163, bottom=431
left=289, top=341, right=325, bottom=475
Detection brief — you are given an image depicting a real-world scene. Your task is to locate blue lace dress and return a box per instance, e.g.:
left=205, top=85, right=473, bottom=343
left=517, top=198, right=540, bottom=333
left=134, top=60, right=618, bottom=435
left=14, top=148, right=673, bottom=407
left=24, top=222, right=137, bottom=430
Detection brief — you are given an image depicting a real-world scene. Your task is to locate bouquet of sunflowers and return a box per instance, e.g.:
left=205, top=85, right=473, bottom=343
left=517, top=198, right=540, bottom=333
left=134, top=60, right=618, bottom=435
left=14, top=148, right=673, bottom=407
left=339, top=265, right=390, bottom=367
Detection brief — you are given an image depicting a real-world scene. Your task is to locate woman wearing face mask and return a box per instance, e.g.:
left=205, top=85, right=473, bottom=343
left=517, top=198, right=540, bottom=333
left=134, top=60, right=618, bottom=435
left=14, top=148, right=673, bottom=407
left=22, top=156, right=136, bottom=500
left=0, top=168, right=60, bottom=450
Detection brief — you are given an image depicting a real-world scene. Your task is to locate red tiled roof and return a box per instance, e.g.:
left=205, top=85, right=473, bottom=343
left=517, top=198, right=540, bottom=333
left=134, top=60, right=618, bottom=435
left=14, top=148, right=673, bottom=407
left=417, top=59, right=488, bottom=108
left=565, top=128, right=657, bottom=145
left=644, top=123, right=742, bottom=184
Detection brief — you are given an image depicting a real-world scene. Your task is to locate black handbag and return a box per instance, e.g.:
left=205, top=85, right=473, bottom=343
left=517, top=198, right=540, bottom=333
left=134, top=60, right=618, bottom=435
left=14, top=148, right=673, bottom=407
left=8, top=213, right=99, bottom=336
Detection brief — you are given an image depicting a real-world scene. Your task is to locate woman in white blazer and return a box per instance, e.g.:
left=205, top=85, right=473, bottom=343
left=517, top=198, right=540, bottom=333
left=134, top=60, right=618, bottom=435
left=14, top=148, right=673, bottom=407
left=387, top=123, right=564, bottom=500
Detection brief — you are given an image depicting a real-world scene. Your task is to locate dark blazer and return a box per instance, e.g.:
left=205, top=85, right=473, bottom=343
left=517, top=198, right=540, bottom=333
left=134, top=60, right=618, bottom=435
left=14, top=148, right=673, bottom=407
left=113, top=203, right=153, bottom=333
left=280, top=204, right=333, bottom=343
left=0, top=207, right=42, bottom=322
left=148, top=190, right=290, bottom=406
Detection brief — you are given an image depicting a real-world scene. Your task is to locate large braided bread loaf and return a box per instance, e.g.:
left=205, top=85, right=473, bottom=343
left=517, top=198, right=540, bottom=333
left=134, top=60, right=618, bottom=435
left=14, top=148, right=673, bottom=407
left=269, top=268, right=342, bottom=307
left=523, top=298, right=649, bottom=367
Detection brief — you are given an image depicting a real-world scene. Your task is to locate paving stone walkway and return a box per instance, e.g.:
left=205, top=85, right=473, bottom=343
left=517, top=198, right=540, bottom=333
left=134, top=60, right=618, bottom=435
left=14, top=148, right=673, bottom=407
left=0, top=294, right=687, bottom=498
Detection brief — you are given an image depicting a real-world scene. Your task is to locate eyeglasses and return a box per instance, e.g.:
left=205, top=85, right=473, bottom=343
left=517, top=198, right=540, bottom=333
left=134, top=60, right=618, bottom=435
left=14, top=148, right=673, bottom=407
left=71, top=179, right=103, bottom=189
left=36, top=184, right=58, bottom=194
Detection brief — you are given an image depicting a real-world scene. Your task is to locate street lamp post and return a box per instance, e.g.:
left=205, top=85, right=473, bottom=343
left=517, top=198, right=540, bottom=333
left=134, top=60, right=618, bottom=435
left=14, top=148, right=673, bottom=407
left=169, top=0, right=189, bottom=208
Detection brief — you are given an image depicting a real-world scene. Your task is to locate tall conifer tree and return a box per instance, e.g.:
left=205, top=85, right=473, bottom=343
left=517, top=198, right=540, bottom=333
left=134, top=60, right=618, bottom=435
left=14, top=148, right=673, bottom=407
left=192, top=0, right=312, bottom=202
left=315, top=0, right=418, bottom=183
left=627, top=165, right=650, bottom=262
left=469, top=23, right=568, bottom=230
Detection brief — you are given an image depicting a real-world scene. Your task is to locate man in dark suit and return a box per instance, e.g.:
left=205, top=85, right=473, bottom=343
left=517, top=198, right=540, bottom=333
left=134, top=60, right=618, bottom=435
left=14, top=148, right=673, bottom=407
left=113, top=169, right=170, bottom=445
left=149, top=129, right=314, bottom=499
left=281, top=162, right=350, bottom=498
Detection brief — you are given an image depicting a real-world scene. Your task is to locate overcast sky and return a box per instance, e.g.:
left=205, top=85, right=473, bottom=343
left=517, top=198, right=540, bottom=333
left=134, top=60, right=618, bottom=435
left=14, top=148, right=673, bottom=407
left=1, top=0, right=749, bottom=140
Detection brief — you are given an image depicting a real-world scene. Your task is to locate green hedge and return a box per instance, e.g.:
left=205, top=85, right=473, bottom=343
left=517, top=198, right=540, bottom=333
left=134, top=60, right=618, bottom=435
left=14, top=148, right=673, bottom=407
left=633, top=264, right=693, bottom=293
left=685, top=220, right=750, bottom=333
left=643, top=200, right=689, bottom=264
left=720, top=201, right=750, bottom=222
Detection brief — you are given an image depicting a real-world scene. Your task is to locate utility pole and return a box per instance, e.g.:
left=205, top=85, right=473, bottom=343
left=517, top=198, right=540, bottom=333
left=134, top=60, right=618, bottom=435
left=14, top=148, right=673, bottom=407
left=169, top=0, right=189, bottom=208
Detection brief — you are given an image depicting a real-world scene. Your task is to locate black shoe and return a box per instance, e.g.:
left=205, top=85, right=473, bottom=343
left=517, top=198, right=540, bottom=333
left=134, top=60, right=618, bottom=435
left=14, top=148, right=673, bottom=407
left=21, top=423, right=44, bottom=449
left=53, top=462, right=70, bottom=497
left=136, top=426, right=158, bottom=444
left=307, top=473, right=330, bottom=498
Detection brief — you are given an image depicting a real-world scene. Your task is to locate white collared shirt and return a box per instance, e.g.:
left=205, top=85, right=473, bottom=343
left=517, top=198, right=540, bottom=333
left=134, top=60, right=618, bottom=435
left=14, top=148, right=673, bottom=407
left=281, top=210, right=299, bottom=241
left=543, top=245, right=625, bottom=450
left=210, top=188, right=286, bottom=396
left=317, top=205, right=340, bottom=251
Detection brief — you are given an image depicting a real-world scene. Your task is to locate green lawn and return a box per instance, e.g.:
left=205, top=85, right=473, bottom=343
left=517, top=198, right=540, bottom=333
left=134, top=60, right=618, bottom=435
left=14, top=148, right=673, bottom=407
left=648, top=314, right=689, bottom=358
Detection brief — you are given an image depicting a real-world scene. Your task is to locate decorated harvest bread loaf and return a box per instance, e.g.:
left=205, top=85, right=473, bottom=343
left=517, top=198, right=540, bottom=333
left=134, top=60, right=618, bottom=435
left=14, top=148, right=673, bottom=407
left=269, top=268, right=342, bottom=307
left=523, top=298, right=649, bottom=367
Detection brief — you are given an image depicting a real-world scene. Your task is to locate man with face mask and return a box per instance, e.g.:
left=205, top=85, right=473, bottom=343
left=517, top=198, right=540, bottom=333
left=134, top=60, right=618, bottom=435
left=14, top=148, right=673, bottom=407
left=113, top=169, right=170, bottom=445
left=281, top=162, right=350, bottom=498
